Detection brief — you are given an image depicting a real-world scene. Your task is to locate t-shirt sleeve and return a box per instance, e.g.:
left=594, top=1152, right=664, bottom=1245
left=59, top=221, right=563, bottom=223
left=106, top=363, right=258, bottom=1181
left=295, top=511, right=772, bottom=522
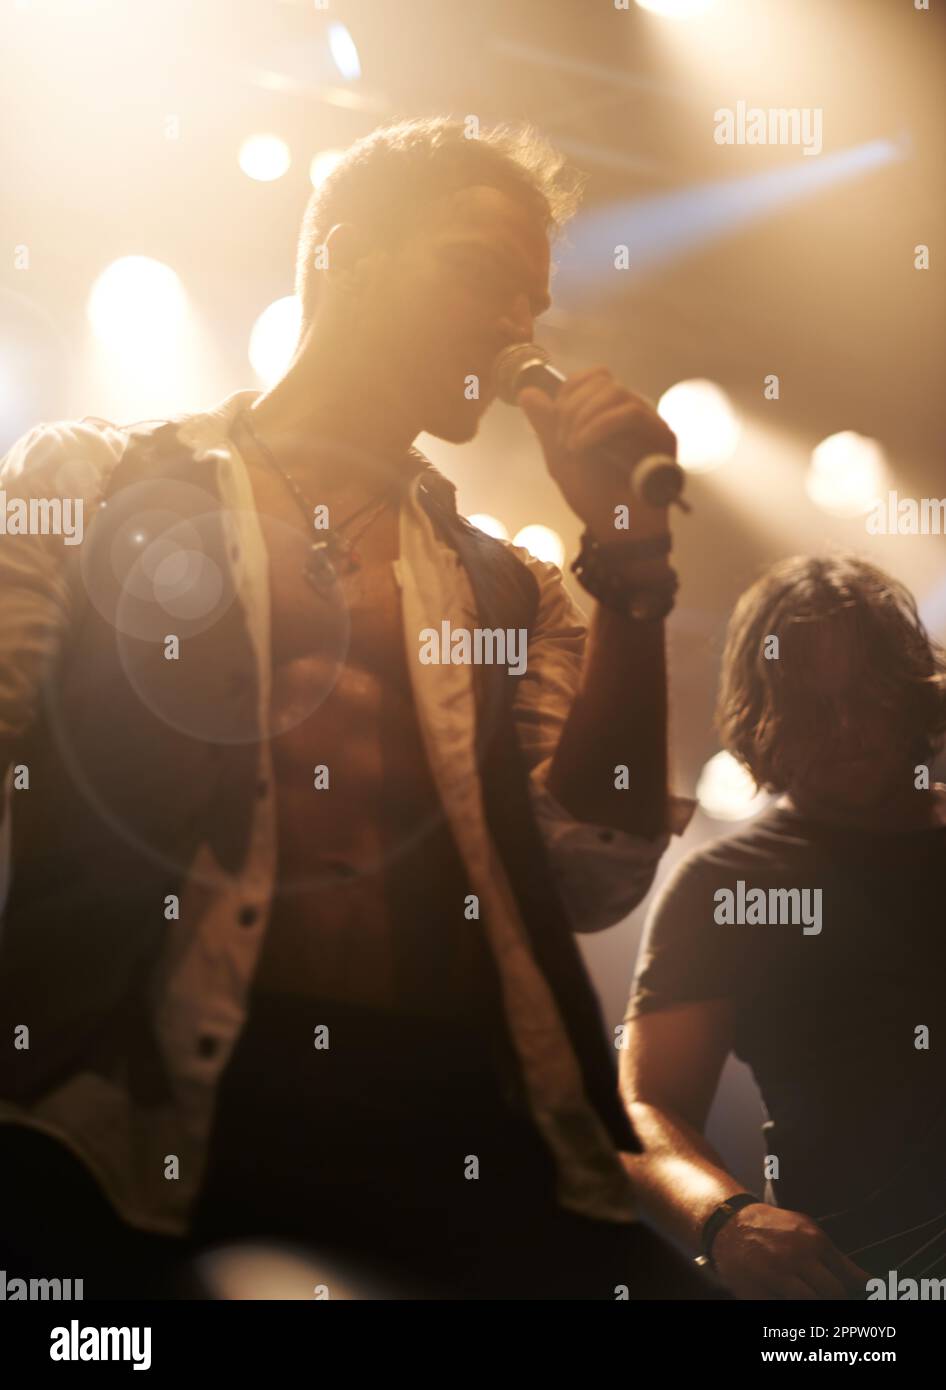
left=625, top=850, right=741, bottom=1019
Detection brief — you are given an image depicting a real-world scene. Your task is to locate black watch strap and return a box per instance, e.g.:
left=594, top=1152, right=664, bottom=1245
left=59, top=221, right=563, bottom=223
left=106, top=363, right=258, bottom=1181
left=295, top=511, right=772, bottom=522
left=697, top=1193, right=761, bottom=1270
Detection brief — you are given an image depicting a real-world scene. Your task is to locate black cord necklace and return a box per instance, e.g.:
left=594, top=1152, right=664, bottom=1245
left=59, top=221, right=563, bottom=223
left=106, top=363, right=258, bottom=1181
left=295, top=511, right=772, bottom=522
left=236, top=408, right=400, bottom=598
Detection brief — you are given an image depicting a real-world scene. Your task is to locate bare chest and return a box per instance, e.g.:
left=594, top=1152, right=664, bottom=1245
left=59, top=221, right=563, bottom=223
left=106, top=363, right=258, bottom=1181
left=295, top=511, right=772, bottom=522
left=243, top=459, right=410, bottom=689
left=236, top=454, right=470, bottom=1007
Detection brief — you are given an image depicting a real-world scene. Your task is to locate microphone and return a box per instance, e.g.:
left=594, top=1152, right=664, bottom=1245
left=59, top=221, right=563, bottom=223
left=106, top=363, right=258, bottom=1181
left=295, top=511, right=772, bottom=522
left=493, top=343, right=687, bottom=510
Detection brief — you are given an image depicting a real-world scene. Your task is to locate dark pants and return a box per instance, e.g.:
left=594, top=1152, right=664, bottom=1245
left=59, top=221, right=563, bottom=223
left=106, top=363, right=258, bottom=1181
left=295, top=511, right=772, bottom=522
left=0, top=1124, right=198, bottom=1299
left=0, top=996, right=723, bottom=1300
left=188, top=993, right=721, bottom=1299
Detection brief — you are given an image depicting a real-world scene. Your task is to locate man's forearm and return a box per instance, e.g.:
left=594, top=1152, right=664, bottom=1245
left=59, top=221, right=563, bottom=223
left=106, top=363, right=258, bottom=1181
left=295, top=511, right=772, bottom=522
left=546, top=602, right=669, bottom=838
left=621, top=1100, right=749, bottom=1255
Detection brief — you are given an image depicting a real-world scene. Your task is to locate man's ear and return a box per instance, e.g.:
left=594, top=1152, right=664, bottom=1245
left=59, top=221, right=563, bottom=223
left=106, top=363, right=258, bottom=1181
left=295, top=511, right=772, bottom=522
left=316, top=223, right=395, bottom=347
left=323, top=222, right=374, bottom=276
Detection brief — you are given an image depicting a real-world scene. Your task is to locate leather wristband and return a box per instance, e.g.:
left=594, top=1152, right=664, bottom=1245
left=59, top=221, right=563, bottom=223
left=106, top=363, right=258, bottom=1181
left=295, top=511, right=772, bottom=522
left=696, top=1192, right=762, bottom=1271
left=580, top=531, right=672, bottom=561
left=570, top=529, right=678, bottom=620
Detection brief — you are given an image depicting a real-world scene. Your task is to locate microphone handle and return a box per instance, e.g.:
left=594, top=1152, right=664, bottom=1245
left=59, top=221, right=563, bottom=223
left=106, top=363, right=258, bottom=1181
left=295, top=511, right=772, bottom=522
left=514, top=363, right=686, bottom=510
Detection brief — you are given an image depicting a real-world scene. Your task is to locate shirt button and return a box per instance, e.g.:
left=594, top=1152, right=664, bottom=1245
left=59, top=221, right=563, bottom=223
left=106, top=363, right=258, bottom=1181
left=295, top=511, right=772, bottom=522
left=238, top=904, right=259, bottom=927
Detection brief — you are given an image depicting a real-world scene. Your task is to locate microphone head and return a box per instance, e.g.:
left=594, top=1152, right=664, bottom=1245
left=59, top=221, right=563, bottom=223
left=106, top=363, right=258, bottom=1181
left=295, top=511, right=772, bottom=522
left=492, top=342, right=552, bottom=404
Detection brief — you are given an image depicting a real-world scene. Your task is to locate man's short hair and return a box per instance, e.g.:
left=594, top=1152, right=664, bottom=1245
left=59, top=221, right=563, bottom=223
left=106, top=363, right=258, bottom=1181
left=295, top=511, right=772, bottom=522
left=716, top=553, right=946, bottom=790
left=294, top=116, right=583, bottom=328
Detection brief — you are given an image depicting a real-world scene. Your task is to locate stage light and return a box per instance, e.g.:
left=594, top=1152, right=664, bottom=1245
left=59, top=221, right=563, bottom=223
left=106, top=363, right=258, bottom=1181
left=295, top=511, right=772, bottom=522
left=696, top=751, right=769, bottom=822
left=328, top=22, right=361, bottom=81
left=556, top=140, right=906, bottom=307
left=635, top=0, right=716, bottom=16
left=805, top=431, right=886, bottom=519
left=15, top=0, right=102, bottom=11
left=513, top=524, right=565, bottom=568
left=309, top=149, right=344, bottom=189
left=87, top=257, right=186, bottom=352
left=468, top=513, right=509, bottom=541
left=193, top=1241, right=391, bottom=1299
left=657, top=379, right=740, bottom=471
left=239, top=134, right=291, bottom=182
left=249, top=295, right=301, bottom=386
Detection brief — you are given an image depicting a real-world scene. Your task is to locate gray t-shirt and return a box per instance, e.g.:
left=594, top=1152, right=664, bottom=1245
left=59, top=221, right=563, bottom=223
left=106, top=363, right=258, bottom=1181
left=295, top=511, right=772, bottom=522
left=627, top=804, right=946, bottom=1269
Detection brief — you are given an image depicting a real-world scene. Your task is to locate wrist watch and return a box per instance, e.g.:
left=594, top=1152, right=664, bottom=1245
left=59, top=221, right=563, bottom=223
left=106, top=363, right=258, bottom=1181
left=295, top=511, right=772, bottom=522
left=695, top=1192, right=761, bottom=1271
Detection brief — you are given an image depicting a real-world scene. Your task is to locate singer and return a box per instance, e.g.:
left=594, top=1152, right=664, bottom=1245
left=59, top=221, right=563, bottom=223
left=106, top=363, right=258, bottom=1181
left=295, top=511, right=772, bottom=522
left=0, top=118, right=710, bottom=1299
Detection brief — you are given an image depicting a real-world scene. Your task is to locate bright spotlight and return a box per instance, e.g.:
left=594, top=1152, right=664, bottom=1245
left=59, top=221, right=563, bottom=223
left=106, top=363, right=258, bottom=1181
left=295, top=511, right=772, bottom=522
left=513, top=524, right=565, bottom=568
left=696, top=751, right=769, bottom=822
left=239, top=134, right=291, bottom=182
left=87, top=257, right=186, bottom=352
left=309, top=149, right=344, bottom=189
left=328, top=23, right=361, bottom=81
left=193, top=1241, right=392, bottom=1299
left=468, top=513, right=509, bottom=541
left=249, top=295, right=302, bottom=386
left=636, top=0, right=716, bottom=16
left=805, top=431, right=886, bottom=518
left=657, top=379, right=740, bottom=471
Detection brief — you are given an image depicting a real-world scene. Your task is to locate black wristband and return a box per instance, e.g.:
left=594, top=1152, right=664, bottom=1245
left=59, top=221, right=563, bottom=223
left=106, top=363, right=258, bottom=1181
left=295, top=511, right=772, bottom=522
left=570, top=529, right=678, bottom=619
left=698, top=1192, right=762, bottom=1270
left=583, top=531, right=672, bottom=561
